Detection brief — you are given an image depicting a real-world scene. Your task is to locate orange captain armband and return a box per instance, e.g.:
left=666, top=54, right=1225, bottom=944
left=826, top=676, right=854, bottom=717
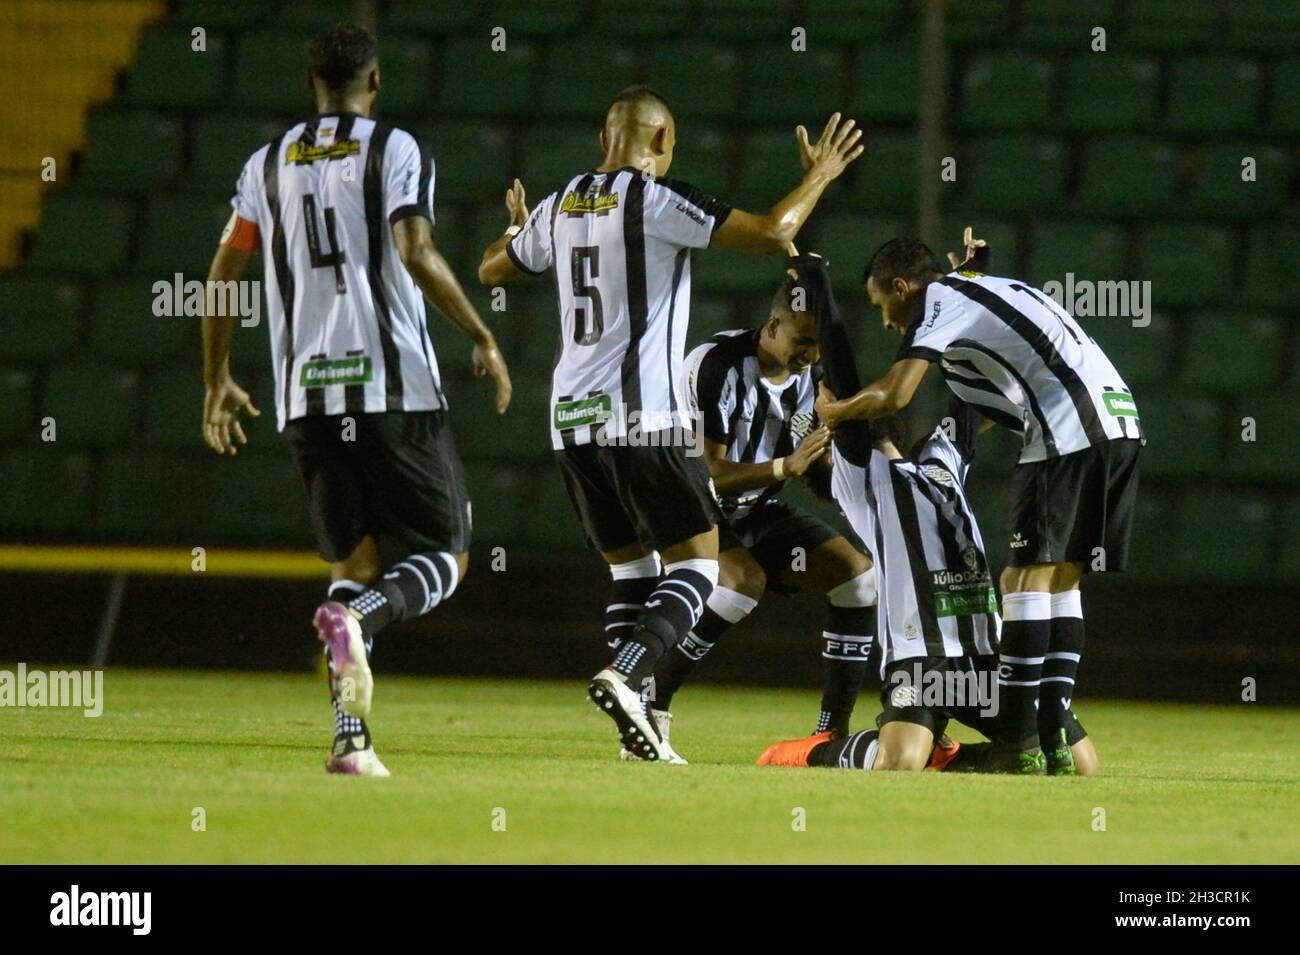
left=220, top=210, right=261, bottom=254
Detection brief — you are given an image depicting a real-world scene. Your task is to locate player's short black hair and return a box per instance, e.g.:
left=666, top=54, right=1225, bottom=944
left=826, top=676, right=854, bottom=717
left=307, top=22, right=379, bottom=91
left=769, top=273, right=799, bottom=321
left=864, top=238, right=942, bottom=288
left=608, top=84, right=672, bottom=117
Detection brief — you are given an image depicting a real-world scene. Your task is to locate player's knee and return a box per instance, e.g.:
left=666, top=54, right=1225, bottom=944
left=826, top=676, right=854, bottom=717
left=827, top=565, right=876, bottom=608
left=873, top=742, right=928, bottom=772
left=452, top=550, right=470, bottom=583
left=719, top=556, right=766, bottom=601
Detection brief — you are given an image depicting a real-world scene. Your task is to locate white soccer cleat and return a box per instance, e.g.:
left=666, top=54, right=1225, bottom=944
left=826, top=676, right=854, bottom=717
left=325, top=742, right=391, bottom=777
left=617, top=707, right=687, bottom=764
left=589, top=668, right=673, bottom=762
left=314, top=601, right=372, bottom=718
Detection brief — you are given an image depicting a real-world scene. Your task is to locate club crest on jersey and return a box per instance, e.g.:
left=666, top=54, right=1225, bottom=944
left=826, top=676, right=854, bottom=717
left=286, top=140, right=360, bottom=164
left=921, top=464, right=953, bottom=485
left=789, top=410, right=814, bottom=442
left=559, top=189, right=619, bottom=217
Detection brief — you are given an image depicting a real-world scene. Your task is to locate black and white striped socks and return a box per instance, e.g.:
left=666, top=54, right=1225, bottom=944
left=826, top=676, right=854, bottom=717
left=817, top=569, right=877, bottom=735
left=604, top=554, right=661, bottom=652
left=1040, top=590, right=1086, bottom=749
left=610, top=557, right=719, bottom=691
left=326, top=579, right=368, bottom=742
left=996, top=591, right=1052, bottom=750
left=346, top=551, right=460, bottom=640
left=651, top=585, right=758, bottom=709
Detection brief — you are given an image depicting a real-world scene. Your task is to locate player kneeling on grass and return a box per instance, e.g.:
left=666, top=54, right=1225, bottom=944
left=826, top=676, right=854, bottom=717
left=200, top=24, right=511, bottom=777
left=758, top=252, right=1011, bottom=773
left=638, top=274, right=877, bottom=756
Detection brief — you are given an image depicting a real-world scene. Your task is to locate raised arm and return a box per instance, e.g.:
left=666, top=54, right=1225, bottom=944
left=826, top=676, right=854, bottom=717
left=712, top=113, right=863, bottom=254
left=395, top=216, right=511, bottom=413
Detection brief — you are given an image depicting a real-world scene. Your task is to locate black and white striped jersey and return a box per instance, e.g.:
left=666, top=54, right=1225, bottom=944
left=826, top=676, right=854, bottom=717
left=683, top=328, right=819, bottom=520
left=897, top=271, right=1143, bottom=463
left=831, top=407, right=999, bottom=672
left=230, top=113, right=444, bottom=430
left=506, top=168, right=731, bottom=451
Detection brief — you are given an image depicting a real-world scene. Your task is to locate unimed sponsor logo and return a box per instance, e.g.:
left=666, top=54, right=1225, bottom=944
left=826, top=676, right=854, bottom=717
left=50, top=885, right=151, bottom=935
left=299, top=356, right=373, bottom=388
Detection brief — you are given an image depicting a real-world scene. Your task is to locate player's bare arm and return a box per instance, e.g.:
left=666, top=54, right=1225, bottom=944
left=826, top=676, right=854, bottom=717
left=702, top=426, right=831, bottom=496
left=394, top=215, right=512, bottom=414
left=201, top=239, right=260, bottom=455
left=476, top=178, right=529, bottom=287
left=815, top=358, right=929, bottom=430
left=712, top=113, right=863, bottom=254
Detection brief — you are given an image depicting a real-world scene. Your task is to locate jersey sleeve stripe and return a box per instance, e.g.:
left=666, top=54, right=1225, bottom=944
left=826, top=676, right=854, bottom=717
left=506, top=235, right=547, bottom=275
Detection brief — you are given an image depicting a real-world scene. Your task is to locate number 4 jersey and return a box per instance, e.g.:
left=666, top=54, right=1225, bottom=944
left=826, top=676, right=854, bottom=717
left=507, top=168, right=732, bottom=451
left=225, top=113, right=445, bottom=430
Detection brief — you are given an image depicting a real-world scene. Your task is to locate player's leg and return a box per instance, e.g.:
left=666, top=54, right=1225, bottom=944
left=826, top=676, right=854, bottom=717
left=1039, top=562, right=1088, bottom=774
left=994, top=561, right=1055, bottom=761
left=324, top=536, right=380, bottom=768
left=779, top=534, right=875, bottom=736
left=650, top=545, right=765, bottom=713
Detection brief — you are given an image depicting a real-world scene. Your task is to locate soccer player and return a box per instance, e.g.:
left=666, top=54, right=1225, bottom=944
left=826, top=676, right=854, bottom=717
left=643, top=274, right=877, bottom=750
left=478, top=87, right=862, bottom=760
left=199, top=24, right=512, bottom=776
left=757, top=253, right=1001, bottom=773
left=816, top=237, right=1137, bottom=774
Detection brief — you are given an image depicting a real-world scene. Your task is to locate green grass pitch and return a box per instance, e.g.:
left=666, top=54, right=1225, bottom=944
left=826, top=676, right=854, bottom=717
left=2, top=669, right=1297, bottom=864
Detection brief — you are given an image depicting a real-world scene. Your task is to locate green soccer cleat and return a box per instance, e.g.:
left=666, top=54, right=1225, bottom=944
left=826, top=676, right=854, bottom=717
left=1044, top=728, right=1076, bottom=776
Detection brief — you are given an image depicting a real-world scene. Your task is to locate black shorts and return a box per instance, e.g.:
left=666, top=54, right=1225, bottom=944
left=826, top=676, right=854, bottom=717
left=555, top=429, right=720, bottom=553
left=879, top=654, right=999, bottom=737
left=284, top=410, right=471, bottom=563
left=1007, top=437, right=1141, bottom=572
left=720, top=499, right=841, bottom=593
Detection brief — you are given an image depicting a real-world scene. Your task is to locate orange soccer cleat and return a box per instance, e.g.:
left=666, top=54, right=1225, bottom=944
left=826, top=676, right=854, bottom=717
left=756, top=731, right=834, bottom=767
left=925, top=734, right=961, bottom=771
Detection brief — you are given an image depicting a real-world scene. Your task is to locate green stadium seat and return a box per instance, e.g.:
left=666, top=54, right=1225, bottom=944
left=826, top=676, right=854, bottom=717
left=698, top=0, right=795, bottom=42
left=737, top=130, right=803, bottom=206
left=0, top=448, right=93, bottom=533
left=1134, top=387, right=1222, bottom=477
left=519, top=126, right=602, bottom=194
left=1018, top=0, right=1118, bottom=49
left=1280, top=499, right=1300, bottom=579
left=645, top=43, right=740, bottom=120
left=1134, top=225, right=1233, bottom=308
left=450, top=375, right=549, bottom=463
left=595, top=0, right=691, bottom=39
left=529, top=468, right=585, bottom=547
left=1243, top=227, right=1300, bottom=311
left=0, top=369, right=35, bottom=443
left=417, top=123, right=512, bottom=203
left=686, top=296, right=741, bottom=344
left=960, top=54, right=1054, bottom=130
left=227, top=317, right=272, bottom=379
left=962, top=136, right=1066, bottom=214
left=946, top=0, right=1014, bottom=45
left=1126, top=486, right=1177, bottom=575
left=1058, top=56, right=1158, bottom=132
left=495, top=0, right=586, bottom=38
left=172, top=0, right=271, bottom=30
left=692, top=245, right=788, bottom=296
left=662, top=126, right=730, bottom=199
left=742, top=46, right=848, bottom=124
left=124, top=30, right=227, bottom=109
left=0, top=276, right=83, bottom=362
left=1190, top=145, right=1289, bottom=219
left=136, top=192, right=236, bottom=277
left=203, top=454, right=310, bottom=542
left=88, top=279, right=193, bottom=367
left=425, top=308, right=481, bottom=380
left=1025, top=220, right=1128, bottom=289
left=815, top=214, right=908, bottom=279
left=385, top=0, right=484, bottom=33
left=1165, top=58, right=1262, bottom=134
left=1226, top=0, right=1300, bottom=52
left=804, top=0, right=902, bottom=43
left=370, top=39, right=434, bottom=119
left=1174, top=491, right=1274, bottom=580
left=541, top=44, right=642, bottom=120
left=190, top=115, right=286, bottom=192
left=1079, top=312, right=1174, bottom=387
left=849, top=133, right=917, bottom=213
left=462, top=463, right=529, bottom=545
left=271, top=0, right=354, bottom=28
left=96, top=451, right=206, bottom=538
left=41, top=362, right=141, bottom=448
left=1181, top=313, right=1285, bottom=393
left=440, top=40, right=540, bottom=116
left=1076, top=140, right=1177, bottom=216
left=78, top=112, right=183, bottom=192
left=1271, top=60, right=1300, bottom=134
left=232, top=32, right=317, bottom=115
left=29, top=195, right=134, bottom=275
left=144, top=367, right=207, bottom=450
left=852, top=41, right=919, bottom=123
left=1124, top=0, right=1221, bottom=50
left=1226, top=393, right=1300, bottom=481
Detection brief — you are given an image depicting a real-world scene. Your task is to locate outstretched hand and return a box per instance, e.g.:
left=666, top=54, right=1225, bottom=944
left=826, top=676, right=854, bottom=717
left=795, top=113, right=864, bottom=181
left=947, top=226, right=987, bottom=269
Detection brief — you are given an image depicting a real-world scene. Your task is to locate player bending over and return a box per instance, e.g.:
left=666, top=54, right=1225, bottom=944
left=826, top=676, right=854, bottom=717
left=640, top=272, right=877, bottom=754
left=815, top=237, right=1130, bottom=774
left=757, top=253, right=1002, bottom=772
left=478, top=87, right=862, bottom=761
left=200, top=24, right=511, bottom=776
